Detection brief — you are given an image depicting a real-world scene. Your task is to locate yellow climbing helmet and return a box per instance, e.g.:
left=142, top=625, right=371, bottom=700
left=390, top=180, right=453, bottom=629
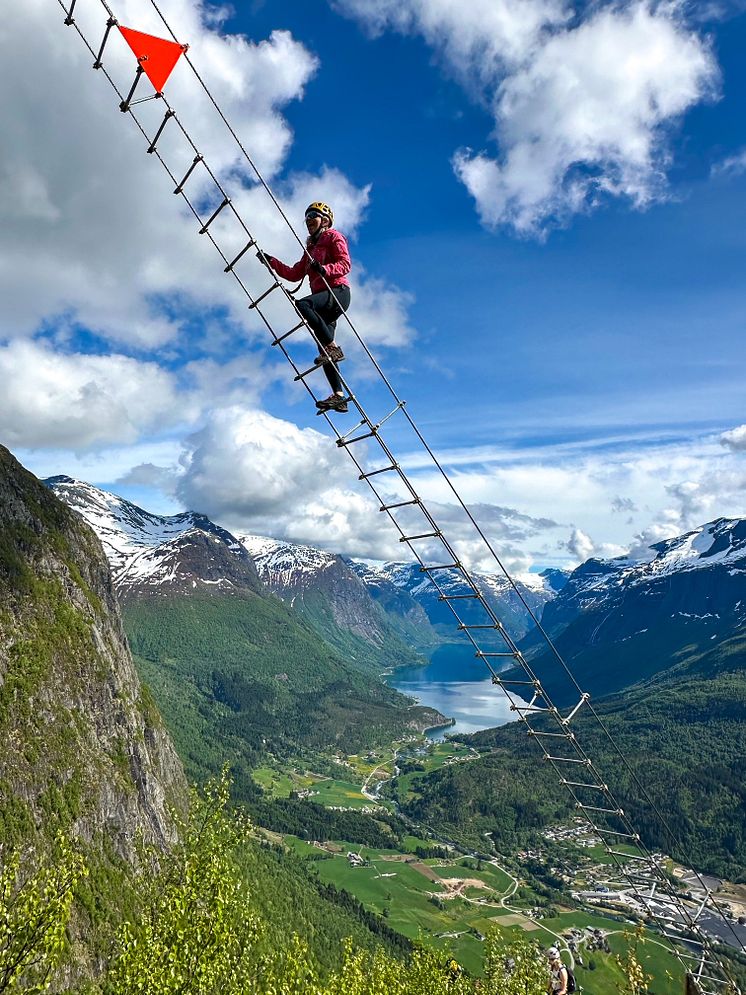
left=305, top=201, right=334, bottom=227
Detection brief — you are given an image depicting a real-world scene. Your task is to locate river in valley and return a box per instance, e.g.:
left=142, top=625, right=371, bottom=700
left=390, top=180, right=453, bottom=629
left=389, top=641, right=524, bottom=739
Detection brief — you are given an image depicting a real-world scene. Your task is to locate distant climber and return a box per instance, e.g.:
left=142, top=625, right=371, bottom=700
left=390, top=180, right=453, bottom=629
left=547, top=947, right=569, bottom=995
left=257, top=201, right=351, bottom=413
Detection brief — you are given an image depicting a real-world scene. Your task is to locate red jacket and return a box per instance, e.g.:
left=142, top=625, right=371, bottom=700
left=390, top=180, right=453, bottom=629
left=268, top=229, right=351, bottom=294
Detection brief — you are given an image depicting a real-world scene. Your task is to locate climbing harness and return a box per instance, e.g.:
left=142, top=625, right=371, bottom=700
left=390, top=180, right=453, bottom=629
left=52, top=3, right=744, bottom=991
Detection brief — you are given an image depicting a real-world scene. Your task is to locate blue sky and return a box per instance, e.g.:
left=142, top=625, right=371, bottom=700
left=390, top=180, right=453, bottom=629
left=2, top=0, right=745, bottom=573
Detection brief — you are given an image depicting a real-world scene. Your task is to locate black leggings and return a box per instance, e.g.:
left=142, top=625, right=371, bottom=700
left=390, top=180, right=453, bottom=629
left=296, top=286, right=351, bottom=394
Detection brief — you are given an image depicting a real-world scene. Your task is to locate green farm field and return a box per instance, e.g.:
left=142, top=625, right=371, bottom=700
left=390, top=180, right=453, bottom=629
left=300, top=839, right=686, bottom=989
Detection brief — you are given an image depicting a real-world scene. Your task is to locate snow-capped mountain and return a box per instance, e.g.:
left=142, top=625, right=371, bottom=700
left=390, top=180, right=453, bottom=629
left=351, top=560, right=561, bottom=643
left=519, top=517, right=746, bottom=704
left=45, top=476, right=261, bottom=600
left=238, top=534, right=436, bottom=666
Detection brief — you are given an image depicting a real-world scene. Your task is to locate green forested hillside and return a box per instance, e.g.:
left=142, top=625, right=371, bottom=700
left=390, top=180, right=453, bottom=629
left=0, top=449, right=436, bottom=989
left=124, top=594, right=442, bottom=800
left=398, top=668, right=746, bottom=879
left=280, top=585, right=434, bottom=673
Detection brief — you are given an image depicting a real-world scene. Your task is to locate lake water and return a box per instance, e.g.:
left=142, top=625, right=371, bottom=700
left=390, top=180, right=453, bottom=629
left=390, top=642, right=523, bottom=739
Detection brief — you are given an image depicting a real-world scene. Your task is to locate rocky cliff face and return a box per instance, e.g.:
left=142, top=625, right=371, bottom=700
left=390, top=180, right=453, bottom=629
left=0, top=448, right=186, bottom=860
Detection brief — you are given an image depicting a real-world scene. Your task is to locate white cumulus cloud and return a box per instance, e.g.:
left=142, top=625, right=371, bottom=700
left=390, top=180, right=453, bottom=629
left=335, top=0, right=719, bottom=235
left=0, top=340, right=193, bottom=449
left=720, top=424, right=746, bottom=451
left=175, top=407, right=403, bottom=558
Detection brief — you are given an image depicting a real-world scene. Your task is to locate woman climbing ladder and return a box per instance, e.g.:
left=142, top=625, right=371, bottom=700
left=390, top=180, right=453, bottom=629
left=258, top=201, right=351, bottom=413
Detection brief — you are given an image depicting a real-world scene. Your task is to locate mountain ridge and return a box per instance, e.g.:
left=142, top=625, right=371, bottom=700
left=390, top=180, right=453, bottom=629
left=517, top=516, right=746, bottom=705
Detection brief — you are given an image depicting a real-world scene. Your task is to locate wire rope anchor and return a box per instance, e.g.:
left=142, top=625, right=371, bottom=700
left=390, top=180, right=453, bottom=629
left=147, top=108, right=176, bottom=154
left=174, top=154, right=203, bottom=194
left=93, top=16, right=118, bottom=70
left=63, top=0, right=78, bottom=26
left=198, top=196, right=231, bottom=234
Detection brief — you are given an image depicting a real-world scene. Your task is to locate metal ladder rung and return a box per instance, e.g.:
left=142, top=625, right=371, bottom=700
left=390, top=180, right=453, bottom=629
left=529, top=730, right=574, bottom=739
left=543, top=755, right=590, bottom=764
left=663, top=929, right=703, bottom=942
left=174, top=154, right=203, bottom=194
left=292, top=364, right=323, bottom=381
left=560, top=779, right=608, bottom=791
left=93, top=16, right=117, bottom=69
left=640, top=908, right=682, bottom=924
left=399, top=531, right=441, bottom=542
left=227, top=239, right=259, bottom=274
left=119, top=65, right=145, bottom=113
left=64, top=0, right=78, bottom=26
left=608, top=850, right=650, bottom=862
left=147, top=108, right=176, bottom=154
left=199, top=196, right=231, bottom=234
left=476, top=651, right=518, bottom=658
left=422, top=563, right=460, bottom=572
left=360, top=464, right=399, bottom=480
left=576, top=803, right=624, bottom=816
left=459, top=623, right=498, bottom=630
left=380, top=498, right=418, bottom=512
left=438, top=593, right=480, bottom=601
left=336, top=430, right=376, bottom=448
left=625, top=874, right=658, bottom=886
left=272, top=320, right=306, bottom=345
left=493, top=678, right=539, bottom=687
left=594, top=828, right=639, bottom=840
left=679, top=955, right=721, bottom=967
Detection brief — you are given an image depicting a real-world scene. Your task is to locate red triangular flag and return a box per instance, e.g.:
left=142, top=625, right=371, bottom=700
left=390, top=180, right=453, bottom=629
left=119, top=25, right=187, bottom=93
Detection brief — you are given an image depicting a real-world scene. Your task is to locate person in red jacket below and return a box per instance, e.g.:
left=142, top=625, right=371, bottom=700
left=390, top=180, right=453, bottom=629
left=258, top=201, right=351, bottom=413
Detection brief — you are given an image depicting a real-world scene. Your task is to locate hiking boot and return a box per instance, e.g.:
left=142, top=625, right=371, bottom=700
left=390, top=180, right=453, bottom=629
left=315, top=393, right=349, bottom=413
left=313, top=343, right=345, bottom=365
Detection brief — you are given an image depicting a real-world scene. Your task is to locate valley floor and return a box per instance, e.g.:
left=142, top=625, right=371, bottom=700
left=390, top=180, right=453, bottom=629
left=250, top=736, right=745, bottom=990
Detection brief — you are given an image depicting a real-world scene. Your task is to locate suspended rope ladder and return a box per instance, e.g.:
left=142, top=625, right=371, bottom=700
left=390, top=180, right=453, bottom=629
left=53, top=2, right=744, bottom=990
